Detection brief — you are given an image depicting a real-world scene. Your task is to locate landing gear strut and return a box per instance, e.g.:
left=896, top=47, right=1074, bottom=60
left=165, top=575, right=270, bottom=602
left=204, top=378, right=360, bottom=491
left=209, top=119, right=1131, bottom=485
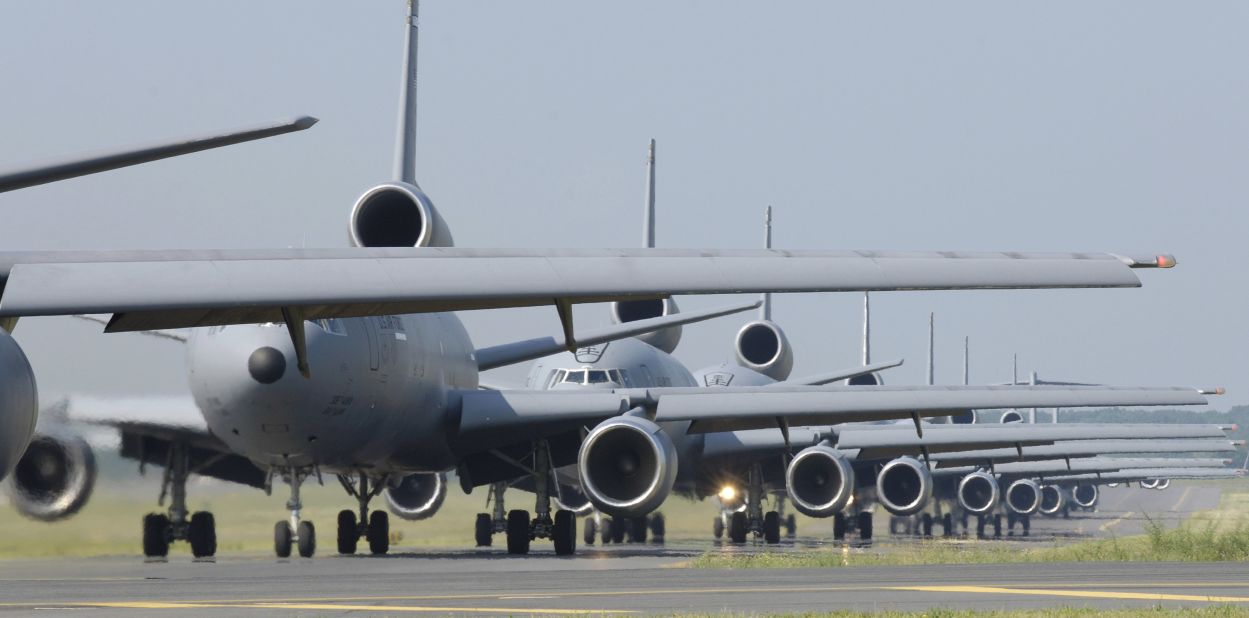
left=485, top=441, right=576, bottom=555
left=142, top=442, right=216, bottom=559
left=729, top=463, right=782, bottom=544
left=273, top=467, right=315, bottom=558
left=336, top=472, right=390, bottom=555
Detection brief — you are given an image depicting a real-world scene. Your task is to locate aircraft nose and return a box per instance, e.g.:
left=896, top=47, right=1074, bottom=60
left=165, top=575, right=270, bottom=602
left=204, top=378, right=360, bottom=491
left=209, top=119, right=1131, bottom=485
left=247, top=346, right=286, bottom=384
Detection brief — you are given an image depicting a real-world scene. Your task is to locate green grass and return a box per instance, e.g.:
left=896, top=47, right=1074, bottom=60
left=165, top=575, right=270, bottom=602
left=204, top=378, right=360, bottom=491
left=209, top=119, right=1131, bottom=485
left=674, top=609, right=1249, bottom=618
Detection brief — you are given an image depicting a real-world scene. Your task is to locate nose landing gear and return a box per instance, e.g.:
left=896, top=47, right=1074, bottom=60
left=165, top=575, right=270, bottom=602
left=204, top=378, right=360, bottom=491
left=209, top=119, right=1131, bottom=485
left=273, top=467, right=315, bottom=558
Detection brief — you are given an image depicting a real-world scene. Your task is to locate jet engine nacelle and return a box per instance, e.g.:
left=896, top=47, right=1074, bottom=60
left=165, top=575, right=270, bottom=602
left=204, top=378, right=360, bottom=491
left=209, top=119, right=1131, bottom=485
left=8, top=430, right=96, bottom=521
left=0, top=329, right=38, bottom=483
left=957, top=471, right=1000, bottom=515
left=733, top=320, right=793, bottom=381
left=384, top=472, right=447, bottom=521
left=999, top=410, right=1024, bottom=424
left=1138, top=478, right=1161, bottom=489
left=577, top=415, right=676, bottom=517
left=1154, top=479, right=1171, bottom=490
left=785, top=444, right=855, bottom=517
left=349, top=182, right=454, bottom=248
left=610, top=298, right=681, bottom=353
left=1072, top=483, right=1099, bottom=509
left=875, top=456, right=932, bottom=516
left=1005, top=479, right=1041, bottom=515
left=1038, top=484, right=1066, bottom=516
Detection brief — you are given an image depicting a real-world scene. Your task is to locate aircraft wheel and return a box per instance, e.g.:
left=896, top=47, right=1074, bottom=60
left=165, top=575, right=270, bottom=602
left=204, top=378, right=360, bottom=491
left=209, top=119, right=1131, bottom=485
left=785, top=513, right=797, bottom=538
left=1006, top=512, right=1016, bottom=536
left=728, top=512, right=748, bottom=543
left=857, top=512, right=873, bottom=541
left=610, top=517, right=626, bottom=544
left=475, top=513, right=493, bottom=547
left=367, top=511, right=389, bottom=555
left=506, top=510, right=530, bottom=555
left=921, top=513, right=934, bottom=537
left=583, top=517, right=597, bottom=546
left=992, top=514, right=1003, bottom=538
left=274, top=521, right=293, bottom=558
left=602, top=518, right=613, bottom=545
left=763, top=511, right=781, bottom=544
left=712, top=516, right=724, bottom=540
left=1021, top=515, right=1031, bottom=537
left=941, top=513, right=953, bottom=538
left=833, top=513, right=847, bottom=541
left=143, top=513, right=170, bottom=558
left=649, top=512, right=666, bottom=544
left=188, top=512, right=217, bottom=558
left=337, top=510, right=359, bottom=555
left=628, top=517, right=648, bottom=543
left=553, top=509, right=576, bottom=556
left=975, top=515, right=987, bottom=539
left=297, top=521, right=316, bottom=558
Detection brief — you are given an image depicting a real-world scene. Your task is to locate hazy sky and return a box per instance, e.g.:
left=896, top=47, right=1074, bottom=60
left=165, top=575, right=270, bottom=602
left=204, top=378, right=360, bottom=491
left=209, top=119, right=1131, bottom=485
left=1, top=2, right=1247, bottom=407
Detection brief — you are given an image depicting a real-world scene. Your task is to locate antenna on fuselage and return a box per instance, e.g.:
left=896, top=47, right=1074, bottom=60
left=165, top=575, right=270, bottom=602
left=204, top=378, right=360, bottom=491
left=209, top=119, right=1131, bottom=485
left=643, top=139, right=656, bottom=248
left=394, top=0, right=420, bottom=185
left=761, top=206, right=773, bottom=321
left=861, top=292, right=871, bottom=365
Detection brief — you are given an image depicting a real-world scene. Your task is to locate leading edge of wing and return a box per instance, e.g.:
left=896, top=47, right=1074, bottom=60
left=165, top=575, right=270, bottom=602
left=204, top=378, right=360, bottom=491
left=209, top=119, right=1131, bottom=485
left=0, top=249, right=1164, bottom=330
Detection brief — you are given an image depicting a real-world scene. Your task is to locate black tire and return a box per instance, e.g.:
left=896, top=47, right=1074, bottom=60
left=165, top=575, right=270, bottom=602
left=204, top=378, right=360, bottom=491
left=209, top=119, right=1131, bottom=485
left=785, top=513, right=797, bottom=538
left=649, top=512, right=666, bottom=543
left=610, top=517, right=626, bottom=544
left=941, top=513, right=953, bottom=538
left=367, top=511, right=389, bottom=555
left=553, top=510, right=576, bottom=556
left=992, top=514, right=1003, bottom=538
left=976, top=515, right=987, bottom=539
left=506, top=510, right=530, bottom=555
left=274, top=521, right=292, bottom=558
left=628, top=517, right=648, bottom=543
left=337, top=510, right=359, bottom=555
left=297, top=521, right=316, bottom=558
left=833, top=513, right=847, bottom=540
left=475, top=513, right=493, bottom=547
left=712, top=516, right=724, bottom=540
left=142, top=513, right=170, bottom=558
left=1021, top=515, right=1030, bottom=537
left=763, top=511, right=781, bottom=544
left=1006, top=512, right=1016, bottom=536
left=188, top=512, right=217, bottom=558
left=728, top=512, right=748, bottom=543
left=921, top=513, right=933, bottom=537
left=858, top=512, right=873, bottom=541
left=583, top=517, right=597, bottom=546
left=602, top=518, right=613, bottom=545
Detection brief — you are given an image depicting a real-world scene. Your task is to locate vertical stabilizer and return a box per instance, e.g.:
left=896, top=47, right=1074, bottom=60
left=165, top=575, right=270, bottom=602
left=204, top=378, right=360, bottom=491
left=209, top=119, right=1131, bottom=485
left=393, top=0, right=420, bottom=185
left=1012, top=354, right=1018, bottom=385
left=761, top=206, right=772, bottom=320
left=962, top=336, right=969, bottom=386
left=861, top=292, right=871, bottom=365
left=926, top=313, right=934, bottom=386
left=1029, top=370, right=1039, bottom=424
left=643, top=139, right=656, bottom=249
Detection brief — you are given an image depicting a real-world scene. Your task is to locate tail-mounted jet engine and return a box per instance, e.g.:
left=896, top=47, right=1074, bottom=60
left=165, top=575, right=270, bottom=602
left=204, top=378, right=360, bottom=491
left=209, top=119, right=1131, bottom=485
left=610, top=298, right=682, bottom=353
left=1072, top=484, right=1099, bottom=509
left=7, top=431, right=96, bottom=521
left=384, top=472, right=447, bottom=521
left=785, top=444, right=855, bottom=517
left=999, top=410, right=1024, bottom=424
left=1038, top=485, right=1066, bottom=516
left=1005, top=479, right=1042, bottom=515
left=876, top=456, right=932, bottom=516
left=578, top=415, right=677, bottom=517
left=349, top=182, right=454, bottom=248
left=733, top=320, right=794, bottom=381
left=957, top=471, right=1000, bottom=515
left=0, top=329, right=38, bottom=483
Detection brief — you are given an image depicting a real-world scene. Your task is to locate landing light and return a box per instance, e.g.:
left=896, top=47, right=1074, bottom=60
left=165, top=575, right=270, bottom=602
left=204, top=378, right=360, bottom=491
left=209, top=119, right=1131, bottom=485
left=718, top=486, right=737, bottom=502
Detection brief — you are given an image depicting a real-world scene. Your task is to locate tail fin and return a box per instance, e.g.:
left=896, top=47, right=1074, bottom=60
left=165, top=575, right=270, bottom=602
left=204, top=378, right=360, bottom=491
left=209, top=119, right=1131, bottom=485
left=1029, top=370, right=1039, bottom=423
left=643, top=139, right=656, bottom=248
left=761, top=206, right=772, bottom=320
left=861, top=292, right=871, bottom=365
left=393, top=0, right=420, bottom=185
left=962, top=336, right=969, bottom=386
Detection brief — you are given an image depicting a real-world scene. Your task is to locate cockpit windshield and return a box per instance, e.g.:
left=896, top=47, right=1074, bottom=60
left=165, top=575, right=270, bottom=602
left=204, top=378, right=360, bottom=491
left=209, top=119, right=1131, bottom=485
left=547, top=367, right=633, bottom=388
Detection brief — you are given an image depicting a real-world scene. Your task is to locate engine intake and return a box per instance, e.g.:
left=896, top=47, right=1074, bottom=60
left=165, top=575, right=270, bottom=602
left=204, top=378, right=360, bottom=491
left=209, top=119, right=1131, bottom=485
left=1038, top=484, right=1066, bottom=516
left=578, top=416, right=676, bottom=517
left=957, top=471, right=999, bottom=515
left=610, top=298, right=681, bottom=353
left=999, top=410, right=1024, bottom=424
left=876, top=456, right=932, bottom=516
left=1139, top=478, right=1161, bottom=489
left=384, top=472, right=447, bottom=521
left=0, top=329, right=37, bottom=482
left=349, top=182, right=453, bottom=248
left=1005, top=479, right=1041, bottom=515
left=785, top=445, right=854, bottom=517
left=1072, top=484, right=1099, bottom=509
left=8, top=431, right=96, bottom=521
left=733, top=320, right=794, bottom=381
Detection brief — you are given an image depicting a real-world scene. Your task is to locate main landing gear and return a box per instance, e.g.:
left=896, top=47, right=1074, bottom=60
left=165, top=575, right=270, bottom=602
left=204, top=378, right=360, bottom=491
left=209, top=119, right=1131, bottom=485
left=142, top=442, right=216, bottom=559
left=336, top=473, right=390, bottom=555
left=273, top=467, right=316, bottom=558
left=475, top=441, right=576, bottom=555
left=720, top=464, right=784, bottom=545
left=833, top=511, right=873, bottom=543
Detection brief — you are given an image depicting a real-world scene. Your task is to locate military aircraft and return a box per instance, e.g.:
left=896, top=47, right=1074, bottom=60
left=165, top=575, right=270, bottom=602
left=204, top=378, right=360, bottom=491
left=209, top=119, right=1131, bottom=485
left=0, top=1, right=1205, bottom=562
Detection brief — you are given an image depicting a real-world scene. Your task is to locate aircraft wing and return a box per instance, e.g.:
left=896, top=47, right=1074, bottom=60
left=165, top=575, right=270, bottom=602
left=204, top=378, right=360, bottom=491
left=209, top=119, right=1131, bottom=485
left=0, top=117, right=317, bottom=193
left=0, top=250, right=1173, bottom=331
left=931, top=438, right=1243, bottom=468
left=474, top=300, right=759, bottom=371
left=781, top=359, right=905, bottom=387
left=452, top=385, right=1210, bottom=449
left=935, top=457, right=1230, bottom=478
left=1041, top=468, right=1245, bottom=484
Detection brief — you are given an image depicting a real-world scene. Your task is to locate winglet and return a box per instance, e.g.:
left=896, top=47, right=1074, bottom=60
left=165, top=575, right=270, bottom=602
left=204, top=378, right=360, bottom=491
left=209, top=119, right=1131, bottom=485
left=1116, top=254, right=1177, bottom=269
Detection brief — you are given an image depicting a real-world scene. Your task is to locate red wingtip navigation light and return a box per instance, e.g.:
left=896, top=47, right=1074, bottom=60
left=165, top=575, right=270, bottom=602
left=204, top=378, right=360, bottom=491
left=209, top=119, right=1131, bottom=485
left=1155, top=255, right=1176, bottom=268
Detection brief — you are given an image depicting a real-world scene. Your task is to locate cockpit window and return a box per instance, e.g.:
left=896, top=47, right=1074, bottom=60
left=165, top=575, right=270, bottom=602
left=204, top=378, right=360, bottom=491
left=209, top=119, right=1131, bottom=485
left=587, top=370, right=610, bottom=384
left=563, top=370, right=587, bottom=384
left=310, top=318, right=348, bottom=336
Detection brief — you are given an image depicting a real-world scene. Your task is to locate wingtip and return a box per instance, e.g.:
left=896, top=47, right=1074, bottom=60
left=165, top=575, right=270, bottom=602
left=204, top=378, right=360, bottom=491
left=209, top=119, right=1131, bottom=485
left=291, top=116, right=319, bottom=130
left=1200, top=387, right=1227, bottom=396
left=1119, top=253, right=1177, bottom=269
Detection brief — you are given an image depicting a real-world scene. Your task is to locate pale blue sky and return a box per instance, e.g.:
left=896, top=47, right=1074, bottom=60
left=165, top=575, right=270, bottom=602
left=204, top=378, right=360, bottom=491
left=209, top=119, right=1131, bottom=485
left=1, top=2, right=1246, bottom=405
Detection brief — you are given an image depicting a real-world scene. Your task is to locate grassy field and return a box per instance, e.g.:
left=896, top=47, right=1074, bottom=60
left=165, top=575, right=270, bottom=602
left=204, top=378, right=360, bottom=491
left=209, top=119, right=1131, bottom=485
left=673, top=610, right=1249, bottom=618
